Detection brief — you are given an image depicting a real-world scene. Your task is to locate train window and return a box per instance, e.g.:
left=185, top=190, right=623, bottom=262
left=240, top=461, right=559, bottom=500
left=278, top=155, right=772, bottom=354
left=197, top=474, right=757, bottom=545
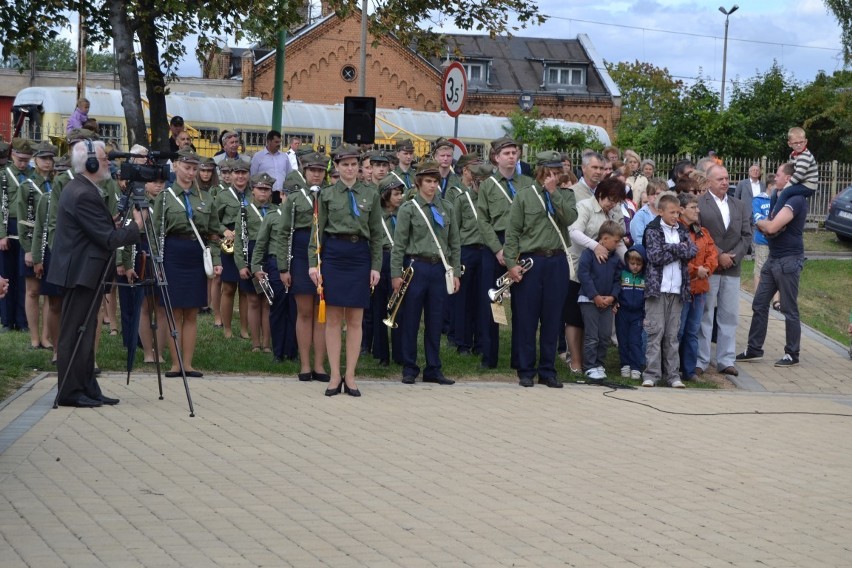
left=198, top=128, right=219, bottom=144
left=240, top=130, right=267, bottom=147
left=330, top=135, right=343, bottom=150
left=284, top=132, right=313, bottom=145
left=466, top=143, right=484, bottom=159
left=99, top=122, right=123, bottom=150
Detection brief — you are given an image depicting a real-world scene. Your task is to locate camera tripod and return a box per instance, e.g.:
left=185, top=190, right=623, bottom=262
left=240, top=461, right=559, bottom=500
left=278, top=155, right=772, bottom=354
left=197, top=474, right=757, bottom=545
left=53, top=183, right=196, bottom=417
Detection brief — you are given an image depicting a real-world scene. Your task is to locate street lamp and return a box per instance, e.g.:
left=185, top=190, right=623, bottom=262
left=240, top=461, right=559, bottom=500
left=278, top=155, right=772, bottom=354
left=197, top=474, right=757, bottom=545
left=719, top=4, right=739, bottom=109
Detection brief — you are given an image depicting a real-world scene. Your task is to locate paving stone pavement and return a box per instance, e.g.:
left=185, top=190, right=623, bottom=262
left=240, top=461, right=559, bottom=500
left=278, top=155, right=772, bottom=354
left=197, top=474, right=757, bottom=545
left=1, top=296, right=851, bottom=567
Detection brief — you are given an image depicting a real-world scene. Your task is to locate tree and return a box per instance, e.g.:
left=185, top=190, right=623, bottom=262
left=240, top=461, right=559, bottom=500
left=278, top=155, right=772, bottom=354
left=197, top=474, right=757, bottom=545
left=825, top=0, right=852, bottom=65
left=2, top=1, right=546, bottom=151
left=506, top=108, right=604, bottom=151
left=793, top=69, right=852, bottom=162
left=604, top=60, right=683, bottom=152
left=650, top=76, right=725, bottom=155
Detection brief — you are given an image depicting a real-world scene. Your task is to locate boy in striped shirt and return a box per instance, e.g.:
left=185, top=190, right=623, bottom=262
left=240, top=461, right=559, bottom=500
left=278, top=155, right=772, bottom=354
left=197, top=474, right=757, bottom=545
left=770, top=126, right=818, bottom=217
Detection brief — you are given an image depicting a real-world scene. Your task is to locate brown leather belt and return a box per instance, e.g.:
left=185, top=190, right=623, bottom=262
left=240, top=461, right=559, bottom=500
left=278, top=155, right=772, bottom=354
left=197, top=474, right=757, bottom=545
left=409, top=255, right=441, bottom=264
left=326, top=233, right=363, bottom=243
left=523, top=249, right=561, bottom=257
left=168, top=233, right=197, bottom=240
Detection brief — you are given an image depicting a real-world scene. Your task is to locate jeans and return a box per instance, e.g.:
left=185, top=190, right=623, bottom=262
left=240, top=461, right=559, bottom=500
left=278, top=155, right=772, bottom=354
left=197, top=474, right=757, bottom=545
left=747, top=256, right=804, bottom=358
left=678, top=292, right=706, bottom=378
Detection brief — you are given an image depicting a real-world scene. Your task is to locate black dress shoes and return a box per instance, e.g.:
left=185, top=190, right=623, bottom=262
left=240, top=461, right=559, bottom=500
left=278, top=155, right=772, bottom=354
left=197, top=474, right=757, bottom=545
left=423, top=375, right=455, bottom=385
left=325, top=382, right=343, bottom=396
left=311, top=371, right=330, bottom=382
left=538, top=376, right=564, bottom=389
left=519, top=377, right=535, bottom=387
left=58, top=395, right=103, bottom=408
left=298, top=372, right=313, bottom=382
left=343, top=383, right=361, bottom=397
left=401, top=376, right=416, bottom=384
left=97, top=394, right=120, bottom=405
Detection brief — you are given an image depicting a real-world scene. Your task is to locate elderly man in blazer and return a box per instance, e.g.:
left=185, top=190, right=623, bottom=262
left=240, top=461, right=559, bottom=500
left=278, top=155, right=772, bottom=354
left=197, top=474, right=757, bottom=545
left=696, top=164, right=753, bottom=376
left=48, top=139, right=143, bottom=408
left=734, top=163, right=766, bottom=215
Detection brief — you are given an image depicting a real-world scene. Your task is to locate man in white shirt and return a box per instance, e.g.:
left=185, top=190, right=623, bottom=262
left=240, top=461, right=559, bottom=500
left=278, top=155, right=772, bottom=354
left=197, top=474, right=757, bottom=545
left=286, top=135, right=301, bottom=172
left=251, top=130, right=292, bottom=204
left=734, top=163, right=765, bottom=215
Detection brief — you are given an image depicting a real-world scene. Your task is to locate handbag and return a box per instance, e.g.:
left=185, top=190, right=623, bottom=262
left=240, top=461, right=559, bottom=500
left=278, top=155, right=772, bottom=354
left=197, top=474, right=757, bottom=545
left=412, top=201, right=456, bottom=295
left=169, top=188, right=215, bottom=279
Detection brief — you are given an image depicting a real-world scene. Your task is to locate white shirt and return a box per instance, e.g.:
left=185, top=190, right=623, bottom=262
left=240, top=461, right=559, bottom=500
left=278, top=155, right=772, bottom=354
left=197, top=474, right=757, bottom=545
left=659, top=220, right=682, bottom=294
left=286, top=149, right=299, bottom=171
left=750, top=179, right=762, bottom=197
left=712, top=191, right=731, bottom=230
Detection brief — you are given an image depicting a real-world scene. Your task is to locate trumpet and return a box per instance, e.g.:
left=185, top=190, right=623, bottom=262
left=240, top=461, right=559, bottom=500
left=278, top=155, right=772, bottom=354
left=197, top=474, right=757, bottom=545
left=221, top=237, right=235, bottom=254
left=488, top=258, right=533, bottom=303
left=383, top=265, right=414, bottom=329
left=254, top=273, right=275, bottom=306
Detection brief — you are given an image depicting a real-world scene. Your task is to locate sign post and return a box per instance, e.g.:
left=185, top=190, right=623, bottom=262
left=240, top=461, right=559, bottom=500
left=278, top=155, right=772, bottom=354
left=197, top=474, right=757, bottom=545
left=442, top=61, right=468, bottom=138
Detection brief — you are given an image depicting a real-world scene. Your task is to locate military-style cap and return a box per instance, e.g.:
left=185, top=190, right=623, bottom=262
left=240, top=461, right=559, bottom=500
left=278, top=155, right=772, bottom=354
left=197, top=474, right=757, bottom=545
left=199, top=156, right=216, bottom=169
left=175, top=148, right=201, bottom=164
left=11, top=138, right=34, bottom=156
left=415, top=160, right=440, bottom=177
left=228, top=158, right=250, bottom=172
left=54, top=155, right=71, bottom=171
left=66, top=128, right=99, bottom=143
left=490, top=136, right=518, bottom=152
left=433, top=137, right=454, bottom=152
left=301, top=151, right=329, bottom=169
left=378, top=174, right=405, bottom=192
left=251, top=173, right=275, bottom=188
left=367, top=150, right=389, bottom=164
left=535, top=150, right=563, bottom=168
left=332, top=143, right=360, bottom=161
left=283, top=176, right=306, bottom=194
left=0, top=140, right=10, bottom=157
left=470, top=163, right=495, bottom=180
left=395, top=139, right=415, bottom=152
left=32, top=141, right=59, bottom=158
left=455, top=154, right=482, bottom=171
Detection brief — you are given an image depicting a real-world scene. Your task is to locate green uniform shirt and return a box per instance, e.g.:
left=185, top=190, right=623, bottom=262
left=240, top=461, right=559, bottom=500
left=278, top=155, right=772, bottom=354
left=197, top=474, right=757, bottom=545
left=279, top=188, right=317, bottom=272
left=556, top=186, right=579, bottom=242
left=16, top=173, right=48, bottom=254
left=214, top=184, right=251, bottom=235
left=32, top=171, right=74, bottom=259
left=308, top=180, right=383, bottom=271
left=438, top=172, right=463, bottom=203
left=476, top=172, right=534, bottom=253
left=390, top=193, right=461, bottom=279
left=391, top=166, right=415, bottom=190
left=234, top=199, right=275, bottom=271
left=451, top=186, right=484, bottom=247
left=1, top=164, right=34, bottom=238
left=154, top=184, right=221, bottom=266
left=250, top=207, right=285, bottom=274
left=503, top=185, right=572, bottom=270
left=380, top=208, right=397, bottom=249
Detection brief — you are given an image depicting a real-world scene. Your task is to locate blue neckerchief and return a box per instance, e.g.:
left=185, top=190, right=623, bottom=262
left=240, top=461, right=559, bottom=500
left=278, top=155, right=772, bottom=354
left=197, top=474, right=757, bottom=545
left=183, top=191, right=194, bottom=219
left=260, top=205, right=268, bottom=217
left=440, top=177, right=448, bottom=197
left=506, top=178, right=516, bottom=198
left=404, top=172, right=411, bottom=188
left=543, top=191, right=554, bottom=214
left=348, top=188, right=360, bottom=217
left=44, top=181, right=52, bottom=194
left=429, top=203, right=444, bottom=228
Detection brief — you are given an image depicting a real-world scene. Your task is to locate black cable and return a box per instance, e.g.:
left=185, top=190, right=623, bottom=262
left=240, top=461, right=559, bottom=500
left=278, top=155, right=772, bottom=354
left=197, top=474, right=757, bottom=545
left=595, top=385, right=852, bottom=418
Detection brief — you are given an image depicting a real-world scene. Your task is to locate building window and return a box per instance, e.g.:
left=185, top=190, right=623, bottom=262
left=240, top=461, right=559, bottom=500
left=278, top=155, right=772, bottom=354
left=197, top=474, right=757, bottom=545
left=341, top=65, right=357, bottom=82
left=547, top=67, right=585, bottom=87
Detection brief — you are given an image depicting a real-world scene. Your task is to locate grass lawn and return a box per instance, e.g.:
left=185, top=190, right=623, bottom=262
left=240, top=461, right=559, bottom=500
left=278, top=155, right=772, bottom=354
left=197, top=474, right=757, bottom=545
left=803, top=229, right=852, bottom=253
left=740, top=258, right=852, bottom=344
left=0, top=299, right=726, bottom=402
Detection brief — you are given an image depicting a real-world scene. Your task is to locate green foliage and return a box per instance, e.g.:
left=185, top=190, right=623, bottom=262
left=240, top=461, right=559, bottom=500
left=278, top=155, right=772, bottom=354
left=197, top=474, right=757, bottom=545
left=794, top=70, right=852, bottom=163
left=506, top=108, right=604, bottom=151
left=825, top=0, right=852, bottom=65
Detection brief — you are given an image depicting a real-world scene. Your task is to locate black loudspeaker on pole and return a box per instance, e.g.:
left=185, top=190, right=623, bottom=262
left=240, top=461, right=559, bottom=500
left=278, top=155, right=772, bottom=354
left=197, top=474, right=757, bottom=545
left=343, top=96, right=376, bottom=144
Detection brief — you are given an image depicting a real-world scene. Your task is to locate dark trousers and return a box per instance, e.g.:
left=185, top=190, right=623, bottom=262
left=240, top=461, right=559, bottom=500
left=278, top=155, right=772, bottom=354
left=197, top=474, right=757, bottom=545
left=400, top=259, right=447, bottom=379
left=479, top=236, right=518, bottom=368
left=747, top=255, right=804, bottom=358
left=513, top=255, right=568, bottom=380
left=454, top=245, right=483, bottom=352
left=369, top=250, right=399, bottom=363
left=0, top=218, right=27, bottom=329
left=615, top=308, right=644, bottom=371
left=266, top=257, right=289, bottom=359
left=56, top=285, right=104, bottom=403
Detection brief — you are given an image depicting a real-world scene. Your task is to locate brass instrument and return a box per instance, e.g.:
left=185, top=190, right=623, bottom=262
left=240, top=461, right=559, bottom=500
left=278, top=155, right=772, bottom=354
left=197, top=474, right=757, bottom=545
left=488, top=258, right=533, bottom=303
left=383, top=265, right=414, bottom=329
left=254, top=273, right=275, bottom=306
left=460, top=264, right=466, bottom=276
left=221, top=236, right=235, bottom=254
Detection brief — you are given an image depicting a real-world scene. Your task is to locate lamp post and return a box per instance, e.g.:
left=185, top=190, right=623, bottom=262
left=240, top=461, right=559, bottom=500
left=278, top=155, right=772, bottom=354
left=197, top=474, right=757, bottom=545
left=718, top=4, right=739, bottom=109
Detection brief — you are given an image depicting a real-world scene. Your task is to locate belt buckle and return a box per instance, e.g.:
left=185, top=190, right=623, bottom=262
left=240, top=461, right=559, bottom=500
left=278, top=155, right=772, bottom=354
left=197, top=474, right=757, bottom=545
left=349, top=235, right=359, bottom=243
left=544, top=249, right=554, bottom=257
left=431, top=255, right=439, bottom=264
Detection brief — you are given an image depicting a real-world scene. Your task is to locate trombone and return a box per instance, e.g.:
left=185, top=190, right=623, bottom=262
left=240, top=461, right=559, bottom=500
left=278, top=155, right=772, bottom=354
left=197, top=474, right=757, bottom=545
left=488, top=258, right=533, bottom=303
left=383, top=265, right=414, bottom=329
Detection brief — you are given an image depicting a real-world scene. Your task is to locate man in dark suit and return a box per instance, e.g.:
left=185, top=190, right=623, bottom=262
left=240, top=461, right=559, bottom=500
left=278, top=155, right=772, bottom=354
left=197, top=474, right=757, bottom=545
left=734, top=163, right=766, bottom=216
left=696, top=165, right=753, bottom=377
left=48, top=140, right=143, bottom=408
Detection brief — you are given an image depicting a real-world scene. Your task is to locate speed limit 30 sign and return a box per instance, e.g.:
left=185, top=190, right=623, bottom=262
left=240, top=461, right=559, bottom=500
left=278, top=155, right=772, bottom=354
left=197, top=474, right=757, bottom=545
left=442, top=61, right=468, bottom=117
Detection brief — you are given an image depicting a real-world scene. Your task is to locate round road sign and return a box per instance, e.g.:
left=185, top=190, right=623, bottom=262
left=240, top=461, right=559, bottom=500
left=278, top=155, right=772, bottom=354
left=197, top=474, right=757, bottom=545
left=442, top=62, right=468, bottom=118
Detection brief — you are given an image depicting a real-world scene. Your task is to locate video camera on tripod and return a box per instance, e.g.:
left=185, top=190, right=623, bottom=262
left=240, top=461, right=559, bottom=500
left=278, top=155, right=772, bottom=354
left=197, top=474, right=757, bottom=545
left=110, top=150, right=174, bottom=214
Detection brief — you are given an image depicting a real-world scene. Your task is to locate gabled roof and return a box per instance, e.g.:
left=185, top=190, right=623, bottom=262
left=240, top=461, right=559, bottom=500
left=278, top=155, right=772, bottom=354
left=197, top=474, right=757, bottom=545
left=428, top=33, right=617, bottom=97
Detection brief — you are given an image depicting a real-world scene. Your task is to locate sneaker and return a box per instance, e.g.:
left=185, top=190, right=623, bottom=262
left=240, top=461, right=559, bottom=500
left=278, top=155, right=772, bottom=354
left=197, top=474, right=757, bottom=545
left=630, top=369, right=642, bottom=380
left=774, top=354, right=799, bottom=367
left=641, top=378, right=656, bottom=387
left=620, top=365, right=631, bottom=378
left=585, top=369, right=604, bottom=383
left=593, top=367, right=607, bottom=380
left=735, top=350, right=763, bottom=362
left=670, top=379, right=686, bottom=389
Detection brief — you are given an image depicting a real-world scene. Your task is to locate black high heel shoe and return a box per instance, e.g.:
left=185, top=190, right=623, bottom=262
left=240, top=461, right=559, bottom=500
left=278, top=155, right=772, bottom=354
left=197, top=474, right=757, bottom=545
left=325, top=381, right=343, bottom=397
left=343, top=380, right=361, bottom=397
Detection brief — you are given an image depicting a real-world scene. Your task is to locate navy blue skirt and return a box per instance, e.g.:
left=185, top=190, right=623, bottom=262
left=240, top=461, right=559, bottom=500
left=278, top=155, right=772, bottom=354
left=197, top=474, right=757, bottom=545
left=290, top=228, right=315, bottom=296
left=39, top=247, right=63, bottom=297
left=161, top=236, right=207, bottom=308
left=322, top=236, right=370, bottom=309
left=220, top=251, right=239, bottom=283
left=238, top=241, right=261, bottom=294
left=21, top=247, right=36, bottom=278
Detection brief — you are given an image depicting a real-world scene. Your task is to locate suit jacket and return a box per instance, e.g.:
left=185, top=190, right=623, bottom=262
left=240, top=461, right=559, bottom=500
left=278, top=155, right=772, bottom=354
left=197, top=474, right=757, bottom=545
left=697, top=192, right=752, bottom=278
left=734, top=178, right=766, bottom=217
left=47, top=175, right=140, bottom=290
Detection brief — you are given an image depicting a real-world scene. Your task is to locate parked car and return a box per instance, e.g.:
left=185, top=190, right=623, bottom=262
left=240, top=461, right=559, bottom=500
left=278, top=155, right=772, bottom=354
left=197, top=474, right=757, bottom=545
left=825, top=186, right=852, bottom=241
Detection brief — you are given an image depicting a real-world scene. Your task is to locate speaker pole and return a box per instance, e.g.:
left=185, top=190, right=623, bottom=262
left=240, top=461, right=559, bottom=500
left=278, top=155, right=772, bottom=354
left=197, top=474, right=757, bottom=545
left=359, top=0, right=368, bottom=96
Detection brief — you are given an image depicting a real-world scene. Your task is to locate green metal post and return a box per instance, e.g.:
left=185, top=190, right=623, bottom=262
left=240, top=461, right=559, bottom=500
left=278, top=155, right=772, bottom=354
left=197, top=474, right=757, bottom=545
left=271, top=29, right=287, bottom=131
